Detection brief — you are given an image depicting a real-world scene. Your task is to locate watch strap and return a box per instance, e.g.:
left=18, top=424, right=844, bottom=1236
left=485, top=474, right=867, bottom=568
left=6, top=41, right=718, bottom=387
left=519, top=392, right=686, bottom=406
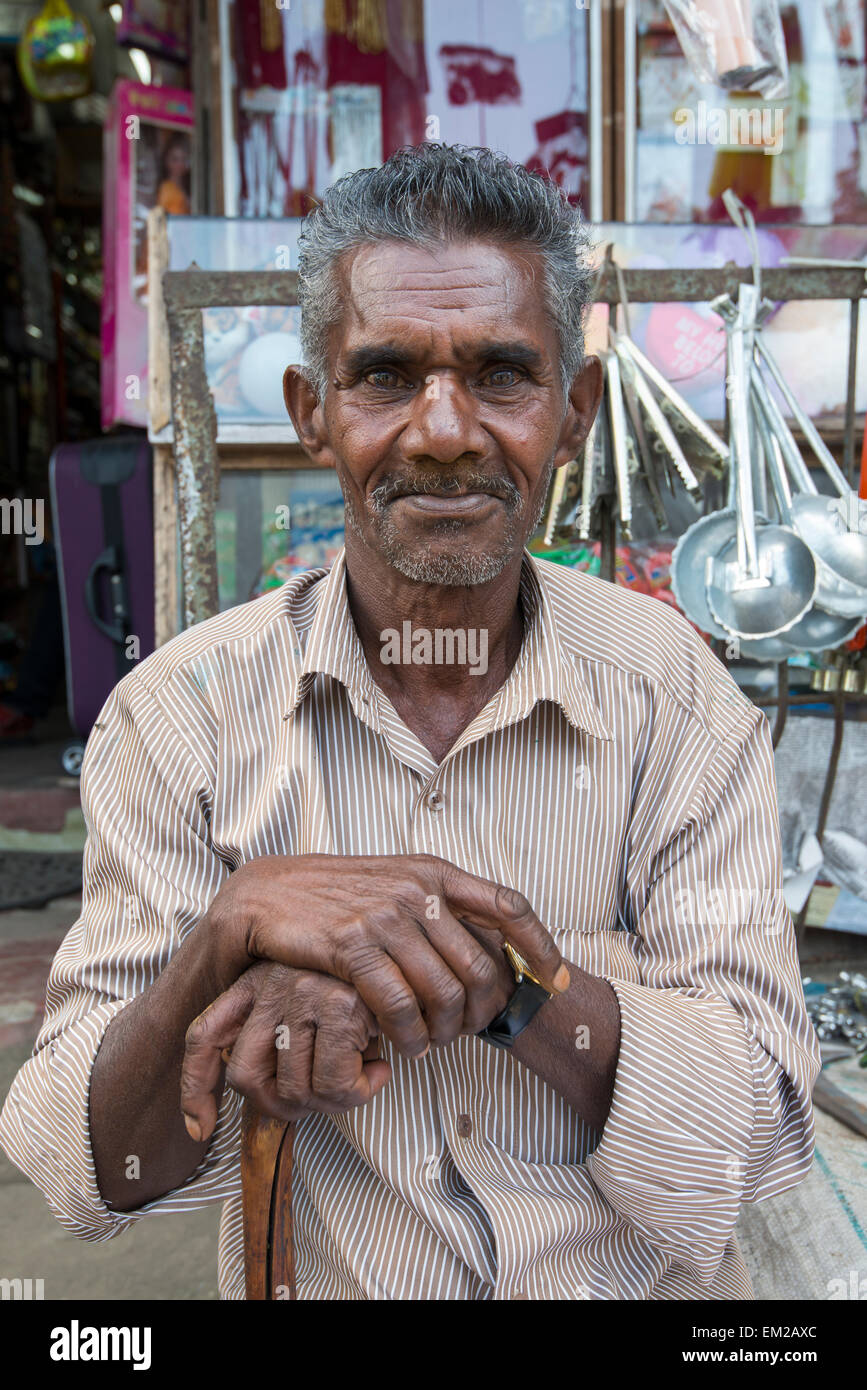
left=477, top=957, right=551, bottom=1050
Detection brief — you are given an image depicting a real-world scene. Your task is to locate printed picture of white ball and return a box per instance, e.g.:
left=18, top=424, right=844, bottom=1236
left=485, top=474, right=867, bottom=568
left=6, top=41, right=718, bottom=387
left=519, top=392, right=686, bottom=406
left=238, top=332, right=303, bottom=420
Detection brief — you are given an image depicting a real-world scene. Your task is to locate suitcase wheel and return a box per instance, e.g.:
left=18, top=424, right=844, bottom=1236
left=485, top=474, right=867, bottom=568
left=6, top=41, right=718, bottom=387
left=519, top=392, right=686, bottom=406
left=61, top=742, right=86, bottom=778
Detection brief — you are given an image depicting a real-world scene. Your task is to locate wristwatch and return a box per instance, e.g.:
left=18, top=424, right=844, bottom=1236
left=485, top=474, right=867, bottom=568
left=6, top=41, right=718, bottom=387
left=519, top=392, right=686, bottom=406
left=476, top=943, right=552, bottom=1050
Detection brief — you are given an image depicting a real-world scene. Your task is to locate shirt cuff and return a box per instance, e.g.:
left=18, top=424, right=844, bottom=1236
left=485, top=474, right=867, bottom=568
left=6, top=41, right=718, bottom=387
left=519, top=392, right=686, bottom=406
left=584, top=976, right=755, bottom=1283
left=0, top=1000, right=243, bottom=1242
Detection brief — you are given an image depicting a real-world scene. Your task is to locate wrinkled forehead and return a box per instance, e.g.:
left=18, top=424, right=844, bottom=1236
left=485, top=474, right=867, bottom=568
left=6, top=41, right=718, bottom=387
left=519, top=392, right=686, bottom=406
left=330, top=238, right=557, bottom=357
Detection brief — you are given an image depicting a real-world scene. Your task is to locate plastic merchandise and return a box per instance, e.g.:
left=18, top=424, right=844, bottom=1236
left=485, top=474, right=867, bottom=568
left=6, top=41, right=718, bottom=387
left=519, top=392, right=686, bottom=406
left=662, top=0, right=788, bottom=98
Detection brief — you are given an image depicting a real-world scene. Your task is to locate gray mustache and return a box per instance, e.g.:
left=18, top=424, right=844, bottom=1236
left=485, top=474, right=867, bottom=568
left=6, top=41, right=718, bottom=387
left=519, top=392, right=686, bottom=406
left=370, top=472, right=523, bottom=509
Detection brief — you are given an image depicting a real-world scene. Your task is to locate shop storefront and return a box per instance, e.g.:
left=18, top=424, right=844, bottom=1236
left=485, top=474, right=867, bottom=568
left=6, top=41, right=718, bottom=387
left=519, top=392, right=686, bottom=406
left=1, top=0, right=867, bottom=1315
left=128, top=2, right=867, bottom=623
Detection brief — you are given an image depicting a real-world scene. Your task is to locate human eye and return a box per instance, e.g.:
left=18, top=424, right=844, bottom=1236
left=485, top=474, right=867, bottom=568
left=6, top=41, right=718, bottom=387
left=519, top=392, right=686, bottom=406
left=363, top=367, right=413, bottom=391
left=482, top=364, right=527, bottom=388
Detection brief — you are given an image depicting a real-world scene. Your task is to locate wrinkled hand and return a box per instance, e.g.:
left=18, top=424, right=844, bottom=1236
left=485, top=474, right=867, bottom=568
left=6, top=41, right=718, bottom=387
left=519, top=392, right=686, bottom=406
left=213, top=853, right=569, bottom=1059
left=181, top=962, right=391, bottom=1143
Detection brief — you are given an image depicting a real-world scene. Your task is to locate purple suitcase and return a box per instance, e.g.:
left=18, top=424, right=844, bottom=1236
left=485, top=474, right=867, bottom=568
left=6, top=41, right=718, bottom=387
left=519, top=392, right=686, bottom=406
left=49, top=436, right=155, bottom=763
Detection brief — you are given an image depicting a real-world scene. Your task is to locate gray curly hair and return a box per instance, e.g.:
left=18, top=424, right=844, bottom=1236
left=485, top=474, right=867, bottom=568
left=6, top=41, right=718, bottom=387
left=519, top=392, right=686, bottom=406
left=296, top=142, right=596, bottom=403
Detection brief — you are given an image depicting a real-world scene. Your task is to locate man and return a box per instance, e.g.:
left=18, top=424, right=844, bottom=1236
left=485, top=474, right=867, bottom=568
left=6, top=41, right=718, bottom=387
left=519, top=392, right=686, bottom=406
left=0, top=144, right=819, bottom=1301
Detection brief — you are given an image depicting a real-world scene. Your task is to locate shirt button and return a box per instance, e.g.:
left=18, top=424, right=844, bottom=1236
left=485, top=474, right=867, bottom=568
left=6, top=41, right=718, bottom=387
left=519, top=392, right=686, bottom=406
left=427, top=790, right=444, bottom=812
left=511, top=1291, right=530, bottom=1300
left=456, top=1113, right=472, bottom=1138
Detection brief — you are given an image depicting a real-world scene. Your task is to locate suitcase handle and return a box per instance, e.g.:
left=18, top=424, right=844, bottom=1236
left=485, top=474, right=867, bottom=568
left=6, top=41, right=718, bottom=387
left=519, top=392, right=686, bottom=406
left=85, top=546, right=130, bottom=645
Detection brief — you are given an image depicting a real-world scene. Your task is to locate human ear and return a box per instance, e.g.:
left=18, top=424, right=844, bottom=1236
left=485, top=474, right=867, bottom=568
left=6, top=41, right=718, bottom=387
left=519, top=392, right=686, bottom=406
left=553, top=355, right=604, bottom=468
left=283, top=365, right=336, bottom=468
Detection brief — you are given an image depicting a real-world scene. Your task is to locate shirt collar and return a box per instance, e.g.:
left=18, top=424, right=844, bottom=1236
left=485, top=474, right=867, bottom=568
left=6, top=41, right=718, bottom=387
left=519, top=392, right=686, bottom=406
left=285, top=546, right=613, bottom=742
left=498, top=550, right=613, bottom=741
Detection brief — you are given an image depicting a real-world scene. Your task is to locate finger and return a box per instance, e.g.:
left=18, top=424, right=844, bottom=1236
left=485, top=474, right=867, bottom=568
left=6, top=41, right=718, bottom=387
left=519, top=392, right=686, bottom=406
left=275, top=1007, right=315, bottom=1111
left=382, top=934, right=468, bottom=1048
left=438, top=864, right=569, bottom=994
left=412, top=903, right=508, bottom=1034
left=182, top=971, right=261, bottom=1143
left=339, top=946, right=431, bottom=1059
left=311, top=1011, right=390, bottom=1108
left=223, top=1001, right=297, bottom=1125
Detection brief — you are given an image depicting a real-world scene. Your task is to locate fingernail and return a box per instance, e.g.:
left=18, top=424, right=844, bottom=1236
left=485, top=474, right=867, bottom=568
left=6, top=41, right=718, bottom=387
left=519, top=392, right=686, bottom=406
left=184, top=1115, right=203, bottom=1143
left=553, top=965, right=571, bottom=994
left=415, top=1044, right=431, bottom=1060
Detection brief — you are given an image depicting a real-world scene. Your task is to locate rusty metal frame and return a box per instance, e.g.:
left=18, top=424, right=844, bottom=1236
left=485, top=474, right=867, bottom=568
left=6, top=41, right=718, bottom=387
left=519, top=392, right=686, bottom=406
left=162, top=261, right=864, bottom=630
left=592, top=261, right=867, bottom=480
left=161, top=268, right=299, bottom=629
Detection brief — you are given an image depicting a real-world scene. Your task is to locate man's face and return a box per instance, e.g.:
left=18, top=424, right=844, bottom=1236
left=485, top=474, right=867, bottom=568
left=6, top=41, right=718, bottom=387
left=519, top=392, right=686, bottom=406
left=285, top=238, right=601, bottom=585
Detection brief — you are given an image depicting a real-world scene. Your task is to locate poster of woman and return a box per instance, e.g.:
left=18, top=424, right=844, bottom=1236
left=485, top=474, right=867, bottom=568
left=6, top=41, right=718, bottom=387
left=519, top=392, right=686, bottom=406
left=101, top=80, right=194, bottom=427
left=133, top=125, right=192, bottom=301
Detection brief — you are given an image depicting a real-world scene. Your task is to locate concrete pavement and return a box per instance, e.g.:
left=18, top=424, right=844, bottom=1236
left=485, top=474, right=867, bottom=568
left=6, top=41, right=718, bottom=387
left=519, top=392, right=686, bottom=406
left=0, top=711, right=220, bottom=1299
left=0, top=895, right=220, bottom=1300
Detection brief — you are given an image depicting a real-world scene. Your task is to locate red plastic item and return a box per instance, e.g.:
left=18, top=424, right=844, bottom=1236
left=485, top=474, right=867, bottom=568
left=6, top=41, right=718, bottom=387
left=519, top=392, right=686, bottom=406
left=845, top=416, right=867, bottom=649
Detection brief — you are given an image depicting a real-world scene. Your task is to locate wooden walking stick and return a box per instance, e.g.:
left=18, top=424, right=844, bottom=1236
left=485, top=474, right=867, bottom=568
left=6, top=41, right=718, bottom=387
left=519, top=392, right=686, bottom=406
left=241, top=1101, right=296, bottom=1300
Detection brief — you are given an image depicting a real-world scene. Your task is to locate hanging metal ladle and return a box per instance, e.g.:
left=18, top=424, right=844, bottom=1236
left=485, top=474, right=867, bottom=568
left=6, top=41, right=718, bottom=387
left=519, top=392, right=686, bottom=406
left=612, top=333, right=729, bottom=476
left=705, top=284, right=817, bottom=640
left=670, top=295, right=763, bottom=638
left=612, top=339, right=702, bottom=499
left=750, top=364, right=867, bottom=619
left=670, top=437, right=746, bottom=640
left=754, top=335, right=867, bottom=602
left=750, top=384, right=864, bottom=654
left=604, top=346, right=632, bottom=540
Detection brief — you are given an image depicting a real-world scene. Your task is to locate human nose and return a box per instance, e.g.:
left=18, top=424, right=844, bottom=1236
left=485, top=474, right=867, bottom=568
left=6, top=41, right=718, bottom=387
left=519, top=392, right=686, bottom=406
left=400, top=374, right=488, bottom=464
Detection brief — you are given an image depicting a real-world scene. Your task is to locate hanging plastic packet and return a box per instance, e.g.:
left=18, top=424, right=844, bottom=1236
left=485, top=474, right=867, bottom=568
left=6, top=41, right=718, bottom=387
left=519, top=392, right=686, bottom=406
left=662, top=0, right=788, bottom=99
left=17, top=0, right=93, bottom=102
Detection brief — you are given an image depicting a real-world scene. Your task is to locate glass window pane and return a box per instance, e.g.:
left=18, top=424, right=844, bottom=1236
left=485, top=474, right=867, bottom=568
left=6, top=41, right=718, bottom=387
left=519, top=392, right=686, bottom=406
left=227, top=0, right=591, bottom=217
left=214, top=467, right=346, bottom=611
left=633, top=0, right=867, bottom=223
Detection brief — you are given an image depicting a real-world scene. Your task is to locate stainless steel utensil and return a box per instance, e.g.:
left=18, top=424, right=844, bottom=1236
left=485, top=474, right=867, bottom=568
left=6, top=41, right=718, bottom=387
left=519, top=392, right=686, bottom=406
left=706, top=285, right=816, bottom=640
left=751, top=390, right=864, bottom=653
left=577, top=418, right=597, bottom=541
left=618, top=354, right=667, bottom=529
left=615, top=339, right=701, bottom=497
left=756, top=334, right=867, bottom=531
left=614, top=333, right=729, bottom=472
left=605, top=348, right=632, bottom=540
left=671, top=290, right=759, bottom=638
left=543, top=460, right=571, bottom=545
left=751, top=366, right=867, bottom=616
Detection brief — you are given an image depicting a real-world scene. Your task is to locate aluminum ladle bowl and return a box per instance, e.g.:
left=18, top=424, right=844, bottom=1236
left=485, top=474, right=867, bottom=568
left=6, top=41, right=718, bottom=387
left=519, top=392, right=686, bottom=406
left=740, top=606, right=865, bottom=661
left=671, top=507, right=763, bottom=640
left=706, top=285, right=818, bottom=641
left=788, top=494, right=867, bottom=611
left=706, top=522, right=817, bottom=640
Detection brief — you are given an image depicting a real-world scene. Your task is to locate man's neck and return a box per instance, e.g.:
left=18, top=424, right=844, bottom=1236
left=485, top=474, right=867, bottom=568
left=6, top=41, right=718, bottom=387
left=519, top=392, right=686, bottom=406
left=343, top=533, right=526, bottom=762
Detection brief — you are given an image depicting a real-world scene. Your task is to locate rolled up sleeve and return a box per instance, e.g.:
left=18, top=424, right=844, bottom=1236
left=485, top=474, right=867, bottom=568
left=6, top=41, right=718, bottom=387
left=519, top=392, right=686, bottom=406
left=585, top=709, right=821, bottom=1284
left=0, top=669, right=243, bottom=1240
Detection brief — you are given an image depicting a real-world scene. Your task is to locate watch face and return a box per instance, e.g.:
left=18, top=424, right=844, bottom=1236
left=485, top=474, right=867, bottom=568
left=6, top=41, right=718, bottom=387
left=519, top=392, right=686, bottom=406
left=504, top=942, right=528, bottom=982
left=505, top=943, right=547, bottom=990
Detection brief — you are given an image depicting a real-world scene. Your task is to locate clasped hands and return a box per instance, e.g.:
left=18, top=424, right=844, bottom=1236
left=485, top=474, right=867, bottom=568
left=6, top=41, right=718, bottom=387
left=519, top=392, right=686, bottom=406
left=181, top=853, right=568, bottom=1142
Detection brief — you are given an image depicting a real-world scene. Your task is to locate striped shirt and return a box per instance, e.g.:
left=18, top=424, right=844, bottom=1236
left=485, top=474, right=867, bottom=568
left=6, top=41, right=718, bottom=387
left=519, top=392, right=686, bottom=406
left=0, top=547, right=820, bottom=1300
